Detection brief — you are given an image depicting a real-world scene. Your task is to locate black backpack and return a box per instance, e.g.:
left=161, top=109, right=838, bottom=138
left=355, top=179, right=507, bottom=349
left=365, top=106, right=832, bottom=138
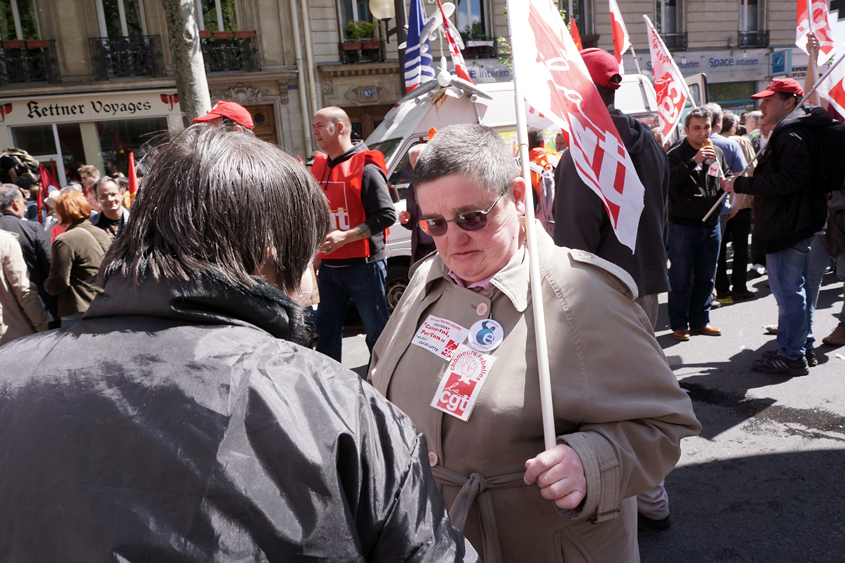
left=804, top=116, right=845, bottom=194
left=0, top=147, right=40, bottom=185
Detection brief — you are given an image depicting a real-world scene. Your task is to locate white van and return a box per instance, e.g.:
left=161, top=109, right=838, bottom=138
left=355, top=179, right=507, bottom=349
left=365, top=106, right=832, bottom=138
left=368, top=74, right=661, bottom=311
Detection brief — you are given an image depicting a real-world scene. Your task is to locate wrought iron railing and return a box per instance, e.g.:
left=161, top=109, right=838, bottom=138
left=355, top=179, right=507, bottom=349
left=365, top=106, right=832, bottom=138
left=738, top=31, right=769, bottom=48
left=89, top=35, right=165, bottom=80
left=660, top=33, right=688, bottom=51
left=461, top=38, right=497, bottom=60
left=338, top=38, right=384, bottom=64
left=200, top=30, right=261, bottom=72
left=0, top=39, right=61, bottom=85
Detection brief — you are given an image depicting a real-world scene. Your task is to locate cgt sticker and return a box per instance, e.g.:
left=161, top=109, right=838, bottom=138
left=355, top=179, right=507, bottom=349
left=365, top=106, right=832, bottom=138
left=412, top=315, right=469, bottom=360
left=431, top=345, right=496, bottom=421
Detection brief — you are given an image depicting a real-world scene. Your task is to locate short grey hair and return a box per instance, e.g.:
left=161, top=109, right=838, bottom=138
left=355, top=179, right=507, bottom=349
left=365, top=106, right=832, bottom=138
left=0, top=183, right=23, bottom=210
left=703, top=103, right=722, bottom=129
left=747, top=111, right=762, bottom=127
left=63, top=182, right=83, bottom=193
left=413, top=124, right=519, bottom=196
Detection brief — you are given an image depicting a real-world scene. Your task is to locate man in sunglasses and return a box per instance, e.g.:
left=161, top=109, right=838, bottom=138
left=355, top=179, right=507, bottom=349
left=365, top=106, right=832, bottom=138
left=368, top=124, right=700, bottom=562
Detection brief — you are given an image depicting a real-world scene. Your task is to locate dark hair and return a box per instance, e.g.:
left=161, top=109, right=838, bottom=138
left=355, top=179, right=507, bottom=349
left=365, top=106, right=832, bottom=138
left=527, top=128, right=546, bottom=150
left=93, top=175, right=117, bottom=196
left=685, top=107, right=712, bottom=128
left=721, top=112, right=739, bottom=133
left=0, top=183, right=23, bottom=210
left=413, top=124, right=519, bottom=196
left=14, top=174, right=35, bottom=190
left=99, top=125, right=330, bottom=295
left=775, top=92, right=801, bottom=107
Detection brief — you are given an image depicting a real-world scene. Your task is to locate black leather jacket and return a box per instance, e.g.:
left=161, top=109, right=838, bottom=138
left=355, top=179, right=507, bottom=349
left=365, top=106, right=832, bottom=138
left=0, top=273, right=478, bottom=562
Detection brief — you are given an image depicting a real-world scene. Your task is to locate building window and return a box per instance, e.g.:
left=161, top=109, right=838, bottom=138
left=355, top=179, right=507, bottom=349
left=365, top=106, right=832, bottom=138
left=196, top=0, right=238, bottom=32
left=740, top=0, right=758, bottom=32
left=456, top=0, right=485, bottom=40
left=96, top=0, right=146, bottom=38
left=339, top=0, right=374, bottom=40
left=0, top=0, right=39, bottom=41
left=655, top=0, right=678, bottom=34
left=561, top=0, right=592, bottom=35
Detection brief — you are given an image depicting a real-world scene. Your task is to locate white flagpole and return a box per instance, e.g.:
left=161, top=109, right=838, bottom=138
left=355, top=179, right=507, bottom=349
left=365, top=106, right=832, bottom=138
left=702, top=48, right=845, bottom=222
left=506, top=6, right=557, bottom=452
left=629, top=44, right=643, bottom=75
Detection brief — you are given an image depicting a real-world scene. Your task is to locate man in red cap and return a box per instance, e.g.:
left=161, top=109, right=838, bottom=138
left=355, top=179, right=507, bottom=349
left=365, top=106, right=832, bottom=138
left=553, top=48, right=674, bottom=529
left=722, top=78, right=832, bottom=376
left=193, top=100, right=254, bottom=130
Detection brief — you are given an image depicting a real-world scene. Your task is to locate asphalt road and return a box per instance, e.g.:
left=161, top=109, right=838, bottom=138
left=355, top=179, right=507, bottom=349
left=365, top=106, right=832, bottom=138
left=339, top=265, right=845, bottom=562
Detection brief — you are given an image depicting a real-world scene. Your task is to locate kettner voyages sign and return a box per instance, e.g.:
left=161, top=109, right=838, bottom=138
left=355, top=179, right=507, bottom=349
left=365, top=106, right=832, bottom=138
left=0, top=90, right=181, bottom=125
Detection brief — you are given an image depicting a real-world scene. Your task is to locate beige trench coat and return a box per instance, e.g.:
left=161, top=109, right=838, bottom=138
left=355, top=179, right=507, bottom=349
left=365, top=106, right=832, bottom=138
left=0, top=230, right=49, bottom=344
left=369, top=227, right=700, bottom=563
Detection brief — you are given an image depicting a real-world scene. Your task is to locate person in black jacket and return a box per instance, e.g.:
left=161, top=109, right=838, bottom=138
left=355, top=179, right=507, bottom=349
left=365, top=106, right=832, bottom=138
left=722, top=78, right=830, bottom=376
left=0, top=125, right=478, bottom=563
left=666, top=107, right=727, bottom=342
left=0, top=183, right=57, bottom=326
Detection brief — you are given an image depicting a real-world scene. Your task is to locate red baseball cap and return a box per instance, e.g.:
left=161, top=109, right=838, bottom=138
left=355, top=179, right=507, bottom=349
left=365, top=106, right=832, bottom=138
left=580, top=48, right=622, bottom=90
left=751, top=78, right=804, bottom=99
left=193, top=101, right=254, bottom=129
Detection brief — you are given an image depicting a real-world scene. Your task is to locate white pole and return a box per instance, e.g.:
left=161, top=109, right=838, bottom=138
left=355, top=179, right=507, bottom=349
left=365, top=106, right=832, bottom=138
left=629, top=44, right=643, bottom=75
left=506, top=7, right=557, bottom=453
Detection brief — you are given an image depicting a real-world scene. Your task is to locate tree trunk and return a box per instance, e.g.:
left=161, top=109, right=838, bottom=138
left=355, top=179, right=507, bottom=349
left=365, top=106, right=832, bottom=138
left=161, top=0, right=211, bottom=125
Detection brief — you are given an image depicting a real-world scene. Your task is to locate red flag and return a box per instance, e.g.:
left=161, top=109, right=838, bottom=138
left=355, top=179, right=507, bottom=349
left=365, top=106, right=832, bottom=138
left=609, top=0, right=631, bottom=71
left=38, top=163, right=59, bottom=224
left=644, top=16, right=689, bottom=139
left=570, top=18, right=583, bottom=51
left=797, top=0, right=835, bottom=65
left=508, top=0, right=645, bottom=250
left=435, top=0, right=473, bottom=83
left=128, top=151, right=138, bottom=206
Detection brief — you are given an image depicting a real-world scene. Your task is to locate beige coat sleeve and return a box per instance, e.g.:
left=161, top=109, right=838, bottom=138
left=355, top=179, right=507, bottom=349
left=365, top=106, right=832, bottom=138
left=548, top=257, right=701, bottom=524
left=1, top=234, right=49, bottom=332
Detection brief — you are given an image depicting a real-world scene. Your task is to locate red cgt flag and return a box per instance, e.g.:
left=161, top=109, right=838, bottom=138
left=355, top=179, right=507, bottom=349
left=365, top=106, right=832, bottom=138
left=37, top=162, right=59, bottom=224
left=609, top=0, right=631, bottom=71
left=127, top=151, right=138, bottom=207
left=435, top=0, right=473, bottom=83
left=508, top=0, right=644, bottom=251
left=797, top=0, right=835, bottom=65
left=570, top=17, right=583, bottom=51
left=644, top=16, right=689, bottom=139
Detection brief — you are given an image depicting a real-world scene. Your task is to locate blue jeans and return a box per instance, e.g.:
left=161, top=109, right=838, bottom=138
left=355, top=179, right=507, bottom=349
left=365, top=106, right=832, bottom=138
left=667, top=222, right=721, bottom=331
left=805, top=235, right=831, bottom=349
left=315, top=260, right=389, bottom=362
left=766, top=237, right=813, bottom=360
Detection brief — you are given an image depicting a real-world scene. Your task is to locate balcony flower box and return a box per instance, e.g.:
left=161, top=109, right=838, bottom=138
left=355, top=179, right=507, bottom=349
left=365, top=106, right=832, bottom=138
left=235, top=30, right=253, bottom=39
left=362, top=40, right=380, bottom=50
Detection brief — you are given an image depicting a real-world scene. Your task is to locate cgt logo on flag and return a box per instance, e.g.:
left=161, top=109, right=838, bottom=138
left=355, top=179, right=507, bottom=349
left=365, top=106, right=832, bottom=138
left=160, top=94, right=179, bottom=110
left=0, top=103, right=12, bottom=122
left=644, top=16, right=688, bottom=139
left=508, top=0, right=645, bottom=251
left=655, top=72, right=685, bottom=128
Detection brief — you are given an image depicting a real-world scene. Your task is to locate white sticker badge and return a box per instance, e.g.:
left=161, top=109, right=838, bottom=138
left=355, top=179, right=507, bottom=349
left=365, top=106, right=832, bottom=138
left=468, top=319, right=504, bottom=352
left=411, top=315, right=469, bottom=360
left=430, top=345, right=496, bottom=421
left=707, top=162, right=721, bottom=177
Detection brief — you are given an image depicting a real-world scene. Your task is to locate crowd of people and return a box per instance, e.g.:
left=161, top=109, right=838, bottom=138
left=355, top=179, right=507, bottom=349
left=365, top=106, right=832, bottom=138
left=0, top=44, right=843, bottom=561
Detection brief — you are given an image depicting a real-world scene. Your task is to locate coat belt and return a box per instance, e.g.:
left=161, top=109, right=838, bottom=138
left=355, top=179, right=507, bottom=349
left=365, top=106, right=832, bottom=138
left=431, top=465, right=526, bottom=563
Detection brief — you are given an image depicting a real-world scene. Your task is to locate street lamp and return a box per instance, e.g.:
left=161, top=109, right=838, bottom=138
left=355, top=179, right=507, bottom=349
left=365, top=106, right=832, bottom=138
left=368, top=0, right=395, bottom=21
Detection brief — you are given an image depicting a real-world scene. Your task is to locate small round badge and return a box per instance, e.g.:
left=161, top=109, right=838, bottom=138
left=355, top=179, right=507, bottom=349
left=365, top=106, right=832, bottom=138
left=468, top=319, right=504, bottom=352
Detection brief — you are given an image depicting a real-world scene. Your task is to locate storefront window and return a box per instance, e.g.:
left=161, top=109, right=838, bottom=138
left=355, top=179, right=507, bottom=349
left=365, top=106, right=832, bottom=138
left=0, top=0, right=39, bottom=41
left=10, top=117, right=168, bottom=185
left=709, top=81, right=757, bottom=113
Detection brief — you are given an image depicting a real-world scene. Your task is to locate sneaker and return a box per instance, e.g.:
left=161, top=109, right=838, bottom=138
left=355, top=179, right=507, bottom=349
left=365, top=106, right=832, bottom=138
left=822, top=323, right=845, bottom=347
left=751, top=353, right=809, bottom=376
left=805, top=348, right=818, bottom=367
left=710, top=299, right=722, bottom=309
left=715, top=295, right=734, bottom=305
left=638, top=513, right=672, bottom=530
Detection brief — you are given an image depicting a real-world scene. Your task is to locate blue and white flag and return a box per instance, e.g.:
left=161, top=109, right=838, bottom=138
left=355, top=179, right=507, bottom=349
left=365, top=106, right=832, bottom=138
left=405, top=0, right=435, bottom=92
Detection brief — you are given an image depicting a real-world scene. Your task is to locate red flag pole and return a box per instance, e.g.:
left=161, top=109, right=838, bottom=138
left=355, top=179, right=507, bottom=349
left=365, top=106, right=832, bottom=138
left=127, top=151, right=138, bottom=207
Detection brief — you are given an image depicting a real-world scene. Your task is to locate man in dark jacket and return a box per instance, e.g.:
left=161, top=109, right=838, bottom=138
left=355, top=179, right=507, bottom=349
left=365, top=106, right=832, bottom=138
left=0, top=183, right=57, bottom=325
left=553, top=47, right=674, bottom=530
left=666, top=107, right=727, bottom=341
left=311, top=106, right=397, bottom=362
left=554, top=48, right=670, bottom=327
left=722, top=78, right=830, bottom=376
left=0, top=126, right=478, bottom=562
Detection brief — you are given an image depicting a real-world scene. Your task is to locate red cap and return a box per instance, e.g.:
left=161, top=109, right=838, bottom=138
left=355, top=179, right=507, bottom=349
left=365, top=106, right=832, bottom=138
left=751, top=78, right=804, bottom=99
left=579, top=48, right=622, bottom=90
left=192, top=101, right=254, bottom=129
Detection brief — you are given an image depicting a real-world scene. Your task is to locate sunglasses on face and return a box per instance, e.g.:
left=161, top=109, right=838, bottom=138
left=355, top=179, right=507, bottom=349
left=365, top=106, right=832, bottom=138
left=419, top=194, right=502, bottom=237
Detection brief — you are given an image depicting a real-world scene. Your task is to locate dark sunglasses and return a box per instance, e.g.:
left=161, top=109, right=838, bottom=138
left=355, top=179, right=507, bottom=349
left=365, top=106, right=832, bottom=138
left=419, top=194, right=502, bottom=236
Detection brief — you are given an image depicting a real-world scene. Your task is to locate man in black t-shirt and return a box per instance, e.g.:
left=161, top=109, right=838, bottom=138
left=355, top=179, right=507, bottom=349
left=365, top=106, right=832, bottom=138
left=90, top=176, right=129, bottom=240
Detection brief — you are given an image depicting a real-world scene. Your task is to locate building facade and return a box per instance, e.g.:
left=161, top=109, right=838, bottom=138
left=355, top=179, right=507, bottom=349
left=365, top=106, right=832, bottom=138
left=0, top=0, right=834, bottom=183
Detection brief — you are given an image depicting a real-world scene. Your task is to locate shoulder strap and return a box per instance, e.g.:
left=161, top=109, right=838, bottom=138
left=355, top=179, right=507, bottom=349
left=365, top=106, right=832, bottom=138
left=76, top=226, right=106, bottom=256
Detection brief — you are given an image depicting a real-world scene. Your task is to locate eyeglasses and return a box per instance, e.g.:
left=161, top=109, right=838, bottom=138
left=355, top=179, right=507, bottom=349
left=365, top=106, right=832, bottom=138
left=419, top=195, right=502, bottom=237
